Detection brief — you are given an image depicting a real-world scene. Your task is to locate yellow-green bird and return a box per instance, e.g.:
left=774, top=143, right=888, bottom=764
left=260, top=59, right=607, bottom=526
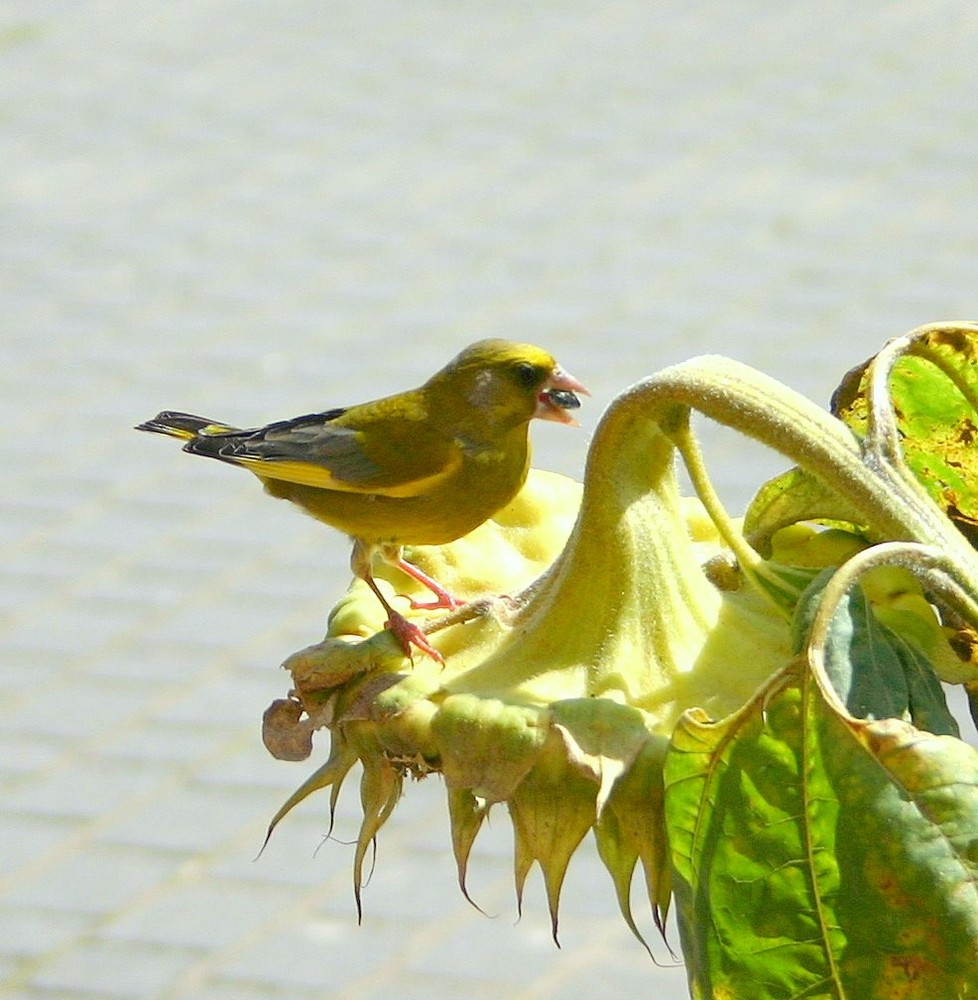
left=136, top=339, right=587, bottom=660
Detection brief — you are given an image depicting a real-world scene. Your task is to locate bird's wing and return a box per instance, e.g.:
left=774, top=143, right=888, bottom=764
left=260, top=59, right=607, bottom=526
left=187, top=408, right=461, bottom=497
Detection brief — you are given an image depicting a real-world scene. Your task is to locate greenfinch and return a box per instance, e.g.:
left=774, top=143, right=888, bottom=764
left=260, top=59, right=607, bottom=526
left=136, top=339, right=587, bottom=660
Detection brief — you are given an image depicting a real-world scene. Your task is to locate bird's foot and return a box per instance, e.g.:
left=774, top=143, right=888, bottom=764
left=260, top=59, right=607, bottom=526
left=385, top=611, right=444, bottom=664
left=389, top=554, right=463, bottom=612
left=408, top=593, right=464, bottom=612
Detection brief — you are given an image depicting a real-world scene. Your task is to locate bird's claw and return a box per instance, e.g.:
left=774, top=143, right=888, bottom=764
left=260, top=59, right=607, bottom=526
left=389, top=553, right=463, bottom=613
left=408, top=594, right=464, bottom=612
left=385, top=611, right=444, bottom=664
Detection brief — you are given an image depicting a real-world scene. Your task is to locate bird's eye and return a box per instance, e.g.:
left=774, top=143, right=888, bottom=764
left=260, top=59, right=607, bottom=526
left=514, top=361, right=541, bottom=388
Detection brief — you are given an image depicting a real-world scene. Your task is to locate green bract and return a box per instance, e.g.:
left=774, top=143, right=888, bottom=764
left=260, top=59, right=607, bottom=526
left=264, top=322, right=978, bottom=997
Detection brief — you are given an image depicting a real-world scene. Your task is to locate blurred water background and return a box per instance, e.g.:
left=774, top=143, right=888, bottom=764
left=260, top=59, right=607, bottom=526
left=2, top=2, right=978, bottom=997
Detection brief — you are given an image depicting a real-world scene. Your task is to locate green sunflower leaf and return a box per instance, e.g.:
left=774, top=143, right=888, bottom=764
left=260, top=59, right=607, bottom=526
left=664, top=665, right=978, bottom=1000
left=833, top=326, right=978, bottom=533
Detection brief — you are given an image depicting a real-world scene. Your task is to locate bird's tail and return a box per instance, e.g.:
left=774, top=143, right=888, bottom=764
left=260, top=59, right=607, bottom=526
left=135, top=411, right=236, bottom=441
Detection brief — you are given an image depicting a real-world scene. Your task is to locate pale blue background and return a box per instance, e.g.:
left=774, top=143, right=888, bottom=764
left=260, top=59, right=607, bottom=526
left=2, top=2, right=978, bottom=997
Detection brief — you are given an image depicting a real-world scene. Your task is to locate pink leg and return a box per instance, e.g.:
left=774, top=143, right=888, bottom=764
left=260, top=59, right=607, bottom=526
left=384, top=609, right=444, bottom=664
left=392, top=556, right=463, bottom=612
left=364, top=575, right=444, bottom=663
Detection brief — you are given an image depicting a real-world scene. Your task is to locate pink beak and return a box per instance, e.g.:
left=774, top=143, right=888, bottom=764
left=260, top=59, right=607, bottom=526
left=534, top=365, right=590, bottom=425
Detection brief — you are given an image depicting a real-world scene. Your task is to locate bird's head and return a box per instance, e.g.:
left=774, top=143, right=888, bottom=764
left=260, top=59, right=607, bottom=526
left=431, top=339, right=589, bottom=434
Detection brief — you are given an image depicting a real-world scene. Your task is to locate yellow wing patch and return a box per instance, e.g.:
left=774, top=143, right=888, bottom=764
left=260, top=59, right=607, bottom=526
left=236, top=451, right=463, bottom=498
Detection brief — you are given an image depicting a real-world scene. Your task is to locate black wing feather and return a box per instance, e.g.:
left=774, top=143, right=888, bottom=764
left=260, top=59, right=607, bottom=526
left=182, top=407, right=387, bottom=485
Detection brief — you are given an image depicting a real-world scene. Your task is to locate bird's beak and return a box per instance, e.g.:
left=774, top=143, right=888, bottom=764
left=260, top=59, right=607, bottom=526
left=535, top=366, right=590, bottom=425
